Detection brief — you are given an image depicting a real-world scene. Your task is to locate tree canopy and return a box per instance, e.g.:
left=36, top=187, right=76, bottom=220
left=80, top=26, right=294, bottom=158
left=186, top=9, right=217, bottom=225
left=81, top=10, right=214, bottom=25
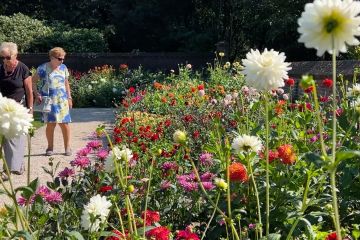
left=0, top=0, right=342, bottom=60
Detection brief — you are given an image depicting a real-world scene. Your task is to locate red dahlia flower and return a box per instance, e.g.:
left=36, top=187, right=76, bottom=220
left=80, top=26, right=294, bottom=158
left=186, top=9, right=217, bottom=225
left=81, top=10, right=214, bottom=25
left=229, top=162, right=248, bottom=182
left=322, top=78, right=333, bottom=88
left=146, top=226, right=171, bottom=240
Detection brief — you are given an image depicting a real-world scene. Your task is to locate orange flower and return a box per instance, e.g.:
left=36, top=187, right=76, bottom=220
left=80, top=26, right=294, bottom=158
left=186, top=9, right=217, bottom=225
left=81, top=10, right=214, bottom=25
left=277, top=144, right=296, bottom=164
left=161, top=97, right=167, bottom=103
left=154, top=82, right=163, bottom=90
left=229, top=162, right=248, bottom=182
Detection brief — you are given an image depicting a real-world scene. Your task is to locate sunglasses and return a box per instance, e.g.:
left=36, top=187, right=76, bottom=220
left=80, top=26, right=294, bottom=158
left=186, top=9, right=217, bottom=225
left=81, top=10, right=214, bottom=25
left=54, top=57, right=65, bottom=61
left=1, top=56, right=11, bottom=60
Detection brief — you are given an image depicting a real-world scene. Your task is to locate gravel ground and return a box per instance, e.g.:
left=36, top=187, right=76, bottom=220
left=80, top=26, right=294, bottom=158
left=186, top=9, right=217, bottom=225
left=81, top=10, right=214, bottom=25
left=0, top=108, right=116, bottom=206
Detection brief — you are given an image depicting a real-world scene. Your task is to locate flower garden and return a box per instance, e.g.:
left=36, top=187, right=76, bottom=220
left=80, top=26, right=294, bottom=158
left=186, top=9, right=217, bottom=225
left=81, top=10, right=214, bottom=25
left=1, top=0, right=360, bottom=239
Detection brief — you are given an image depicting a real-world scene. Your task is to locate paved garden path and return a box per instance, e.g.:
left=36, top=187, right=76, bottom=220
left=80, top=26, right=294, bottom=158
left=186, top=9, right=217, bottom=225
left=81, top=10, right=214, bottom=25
left=0, top=108, right=116, bottom=206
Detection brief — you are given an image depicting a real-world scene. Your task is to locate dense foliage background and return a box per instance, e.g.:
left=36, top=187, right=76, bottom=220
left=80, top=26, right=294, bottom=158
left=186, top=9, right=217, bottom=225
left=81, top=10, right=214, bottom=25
left=1, top=0, right=359, bottom=60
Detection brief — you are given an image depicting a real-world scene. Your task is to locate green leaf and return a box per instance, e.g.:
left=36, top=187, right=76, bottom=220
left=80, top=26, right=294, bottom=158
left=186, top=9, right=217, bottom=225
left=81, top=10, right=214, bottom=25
left=64, top=231, right=85, bottom=240
left=304, top=153, right=326, bottom=168
left=335, top=151, right=360, bottom=166
left=12, top=231, right=32, bottom=239
left=300, top=217, right=315, bottom=240
left=14, top=186, right=35, bottom=199
left=262, top=233, right=281, bottom=240
left=353, top=229, right=360, bottom=240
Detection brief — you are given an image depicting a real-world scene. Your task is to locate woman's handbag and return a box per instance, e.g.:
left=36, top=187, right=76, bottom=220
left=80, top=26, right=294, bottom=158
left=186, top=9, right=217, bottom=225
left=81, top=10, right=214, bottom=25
left=34, top=96, right=52, bottom=113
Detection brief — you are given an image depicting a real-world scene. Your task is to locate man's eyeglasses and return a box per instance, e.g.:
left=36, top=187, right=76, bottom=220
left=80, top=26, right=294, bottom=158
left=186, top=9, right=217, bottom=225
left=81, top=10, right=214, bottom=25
left=1, top=56, right=11, bottom=60
left=54, top=57, right=64, bottom=61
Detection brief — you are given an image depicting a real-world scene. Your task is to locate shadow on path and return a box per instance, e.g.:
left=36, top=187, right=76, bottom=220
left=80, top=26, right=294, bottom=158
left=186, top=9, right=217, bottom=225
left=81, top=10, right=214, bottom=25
left=70, top=108, right=116, bottom=123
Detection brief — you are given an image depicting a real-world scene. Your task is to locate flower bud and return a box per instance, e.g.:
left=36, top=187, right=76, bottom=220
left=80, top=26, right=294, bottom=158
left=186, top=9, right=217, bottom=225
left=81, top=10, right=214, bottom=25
left=128, top=184, right=135, bottom=193
left=173, top=130, right=187, bottom=144
left=300, top=75, right=315, bottom=89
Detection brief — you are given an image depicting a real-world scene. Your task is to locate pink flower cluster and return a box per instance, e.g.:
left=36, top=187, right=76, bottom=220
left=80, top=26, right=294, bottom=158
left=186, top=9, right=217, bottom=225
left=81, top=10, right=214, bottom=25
left=18, top=185, right=63, bottom=206
left=177, top=172, right=215, bottom=192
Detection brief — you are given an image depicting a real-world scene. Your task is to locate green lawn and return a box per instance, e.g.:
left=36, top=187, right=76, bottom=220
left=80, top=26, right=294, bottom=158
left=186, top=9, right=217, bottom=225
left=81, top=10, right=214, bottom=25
left=32, top=112, right=44, bottom=129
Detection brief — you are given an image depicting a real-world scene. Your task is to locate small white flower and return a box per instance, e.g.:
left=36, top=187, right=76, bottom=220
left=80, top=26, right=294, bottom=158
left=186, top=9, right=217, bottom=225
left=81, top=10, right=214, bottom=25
left=231, top=134, right=262, bottom=154
left=347, top=83, right=360, bottom=97
left=276, top=88, right=284, bottom=95
left=283, top=94, right=289, bottom=100
left=198, top=89, right=205, bottom=97
left=210, top=99, right=217, bottom=104
left=0, top=94, right=33, bottom=139
left=232, top=92, right=239, bottom=99
left=88, top=85, right=92, bottom=90
left=298, top=0, right=360, bottom=56
left=81, top=194, right=112, bottom=232
left=351, top=98, right=360, bottom=113
left=104, top=146, right=133, bottom=172
left=112, top=88, right=117, bottom=93
left=91, top=81, right=98, bottom=85
left=224, top=94, right=232, bottom=101
left=186, top=64, right=192, bottom=69
left=224, top=62, right=231, bottom=69
left=99, top=78, right=107, bottom=83
left=242, top=49, right=291, bottom=91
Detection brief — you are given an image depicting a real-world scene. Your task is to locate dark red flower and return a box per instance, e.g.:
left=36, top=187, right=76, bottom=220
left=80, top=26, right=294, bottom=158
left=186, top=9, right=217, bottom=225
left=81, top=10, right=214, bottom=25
left=176, top=229, right=200, bottom=240
left=129, top=87, right=136, bottom=93
left=197, top=84, right=204, bottom=90
left=320, top=96, right=329, bottom=102
left=146, top=226, right=171, bottom=240
left=336, top=108, right=343, bottom=117
left=325, top=232, right=337, bottom=240
left=192, top=130, right=200, bottom=139
left=304, top=86, right=314, bottom=93
left=322, top=78, right=333, bottom=88
left=99, top=185, right=113, bottom=193
left=285, top=78, right=295, bottom=87
left=141, top=210, right=160, bottom=226
left=106, top=229, right=126, bottom=240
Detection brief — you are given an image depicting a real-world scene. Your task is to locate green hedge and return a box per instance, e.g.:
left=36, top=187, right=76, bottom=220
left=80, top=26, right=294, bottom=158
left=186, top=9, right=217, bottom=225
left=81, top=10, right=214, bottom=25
left=0, top=13, right=107, bottom=53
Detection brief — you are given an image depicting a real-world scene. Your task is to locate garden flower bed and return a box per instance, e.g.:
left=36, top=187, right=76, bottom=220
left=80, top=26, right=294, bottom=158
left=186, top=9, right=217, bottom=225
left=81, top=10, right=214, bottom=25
left=1, top=0, right=360, bottom=239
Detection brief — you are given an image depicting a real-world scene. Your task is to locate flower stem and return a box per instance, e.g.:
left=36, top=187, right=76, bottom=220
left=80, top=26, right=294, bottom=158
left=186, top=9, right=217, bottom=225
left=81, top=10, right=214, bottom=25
left=311, top=82, right=327, bottom=157
left=265, top=95, right=270, bottom=237
left=331, top=37, right=341, bottom=240
left=143, top=157, right=156, bottom=239
left=201, top=193, right=220, bottom=240
left=189, top=158, right=240, bottom=240
left=248, top=156, right=262, bottom=238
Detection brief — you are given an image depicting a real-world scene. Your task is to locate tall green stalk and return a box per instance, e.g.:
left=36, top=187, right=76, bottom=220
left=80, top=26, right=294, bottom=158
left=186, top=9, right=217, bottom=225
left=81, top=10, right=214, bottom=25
left=330, top=37, right=342, bottom=240
left=265, top=95, right=270, bottom=237
left=247, top=155, right=262, bottom=238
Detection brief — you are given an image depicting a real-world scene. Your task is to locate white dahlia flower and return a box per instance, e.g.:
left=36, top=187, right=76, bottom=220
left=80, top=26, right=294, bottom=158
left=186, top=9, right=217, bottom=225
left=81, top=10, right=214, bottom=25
left=0, top=94, right=33, bottom=139
left=231, top=134, right=263, bottom=154
left=347, top=83, right=360, bottom=97
left=81, top=194, right=112, bottom=232
left=241, top=49, right=291, bottom=91
left=104, top=145, right=133, bottom=172
left=298, top=0, right=360, bottom=56
left=351, top=98, right=360, bottom=113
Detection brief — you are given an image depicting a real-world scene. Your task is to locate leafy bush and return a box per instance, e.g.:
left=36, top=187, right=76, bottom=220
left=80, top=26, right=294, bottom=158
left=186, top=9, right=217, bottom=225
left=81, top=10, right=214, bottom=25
left=0, top=13, right=51, bottom=52
left=0, top=13, right=108, bottom=53
left=30, top=22, right=108, bottom=53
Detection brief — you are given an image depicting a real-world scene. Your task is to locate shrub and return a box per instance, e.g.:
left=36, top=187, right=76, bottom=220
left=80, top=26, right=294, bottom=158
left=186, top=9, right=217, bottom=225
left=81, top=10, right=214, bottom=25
left=0, top=13, right=108, bottom=53
left=0, top=13, right=51, bottom=52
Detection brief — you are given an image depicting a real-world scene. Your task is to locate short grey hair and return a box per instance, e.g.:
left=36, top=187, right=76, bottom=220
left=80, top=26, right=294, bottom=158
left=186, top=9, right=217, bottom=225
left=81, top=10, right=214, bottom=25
left=0, top=42, right=18, bottom=56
